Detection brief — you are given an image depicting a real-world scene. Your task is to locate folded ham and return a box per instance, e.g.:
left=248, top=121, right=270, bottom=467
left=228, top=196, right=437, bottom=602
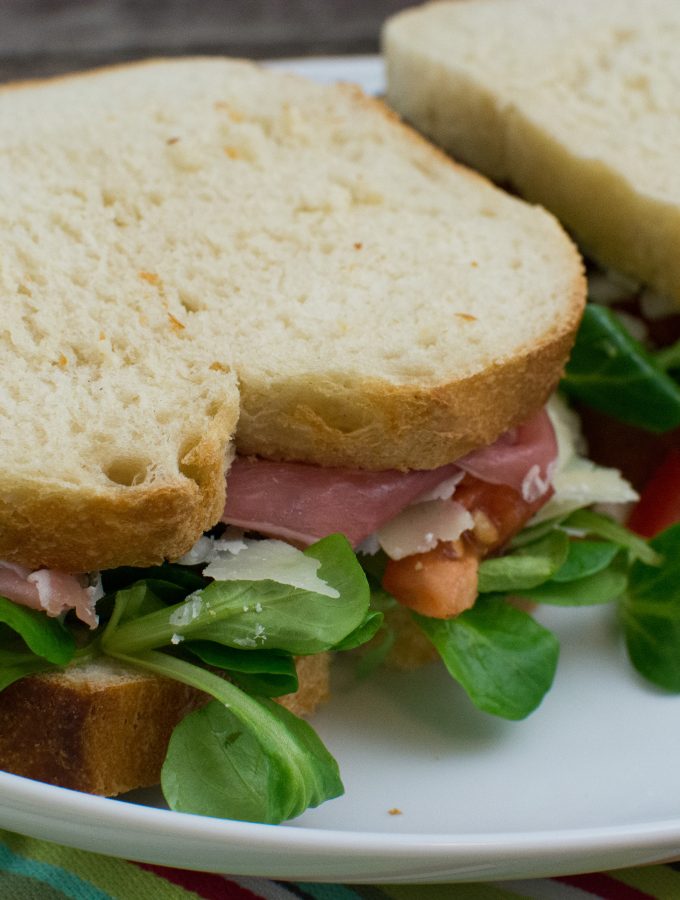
left=0, top=562, right=100, bottom=628
left=222, top=408, right=557, bottom=548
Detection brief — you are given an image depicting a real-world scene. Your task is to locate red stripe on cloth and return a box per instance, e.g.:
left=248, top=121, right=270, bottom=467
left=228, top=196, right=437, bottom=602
left=556, top=873, right=654, bottom=899
left=134, top=862, right=262, bottom=899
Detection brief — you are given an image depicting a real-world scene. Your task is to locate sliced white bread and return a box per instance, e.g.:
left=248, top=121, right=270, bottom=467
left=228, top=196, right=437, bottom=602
left=384, top=0, right=680, bottom=303
left=1, top=58, right=584, bottom=572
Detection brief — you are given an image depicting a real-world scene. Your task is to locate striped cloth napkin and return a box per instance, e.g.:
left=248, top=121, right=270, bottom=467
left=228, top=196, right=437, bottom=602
left=1, top=830, right=679, bottom=899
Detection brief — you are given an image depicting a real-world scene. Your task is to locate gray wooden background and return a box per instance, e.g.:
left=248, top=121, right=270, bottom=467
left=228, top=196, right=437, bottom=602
left=0, top=1, right=415, bottom=82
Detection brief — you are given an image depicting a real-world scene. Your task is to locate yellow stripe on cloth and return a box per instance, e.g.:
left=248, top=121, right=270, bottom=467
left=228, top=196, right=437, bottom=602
left=613, top=864, right=680, bottom=898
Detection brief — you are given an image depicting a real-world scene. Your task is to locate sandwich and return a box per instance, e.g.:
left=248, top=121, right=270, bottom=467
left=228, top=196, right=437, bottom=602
left=0, top=56, right=648, bottom=824
left=384, top=0, right=680, bottom=691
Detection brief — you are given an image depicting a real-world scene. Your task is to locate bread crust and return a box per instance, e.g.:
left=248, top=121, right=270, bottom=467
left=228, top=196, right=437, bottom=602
left=0, top=407, right=236, bottom=572
left=237, top=317, right=583, bottom=470
left=0, top=654, right=329, bottom=796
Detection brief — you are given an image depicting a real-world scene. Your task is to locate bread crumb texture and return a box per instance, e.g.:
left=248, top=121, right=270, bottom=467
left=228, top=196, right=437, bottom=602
left=0, top=59, right=583, bottom=568
left=0, top=654, right=329, bottom=795
left=384, top=0, right=680, bottom=302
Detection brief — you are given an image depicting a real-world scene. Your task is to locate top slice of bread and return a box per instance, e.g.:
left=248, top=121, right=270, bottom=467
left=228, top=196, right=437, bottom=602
left=384, top=0, right=680, bottom=304
left=0, top=58, right=584, bottom=571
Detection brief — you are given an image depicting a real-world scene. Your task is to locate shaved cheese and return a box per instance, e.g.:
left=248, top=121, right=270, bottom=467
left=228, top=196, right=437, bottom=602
left=377, top=500, right=474, bottom=560
left=415, top=472, right=464, bottom=503
left=176, top=536, right=216, bottom=566
left=168, top=593, right=204, bottom=627
left=176, top=528, right=248, bottom=566
left=531, top=395, right=638, bottom=523
left=522, top=460, right=557, bottom=503
left=356, top=533, right=381, bottom=555
left=203, top=539, right=339, bottom=598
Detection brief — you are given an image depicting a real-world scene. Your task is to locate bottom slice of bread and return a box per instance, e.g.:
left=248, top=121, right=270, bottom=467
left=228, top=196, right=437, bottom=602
left=0, top=654, right=329, bottom=796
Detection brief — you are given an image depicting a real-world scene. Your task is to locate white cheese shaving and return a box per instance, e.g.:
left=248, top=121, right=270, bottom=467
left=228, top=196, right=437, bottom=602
left=176, top=528, right=248, bottom=566
left=203, top=539, right=339, bottom=598
left=168, top=593, right=204, bottom=627
left=377, top=499, right=474, bottom=560
left=530, top=395, right=638, bottom=524
left=415, top=472, right=464, bottom=503
left=356, top=533, right=381, bottom=555
left=233, top=636, right=257, bottom=648
left=87, top=572, right=105, bottom=604
left=522, top=460, right=557, bottom=503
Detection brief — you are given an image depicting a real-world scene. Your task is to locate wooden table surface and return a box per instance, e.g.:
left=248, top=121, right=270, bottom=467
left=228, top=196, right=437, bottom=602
left=0, top=0, right=415, bottom=82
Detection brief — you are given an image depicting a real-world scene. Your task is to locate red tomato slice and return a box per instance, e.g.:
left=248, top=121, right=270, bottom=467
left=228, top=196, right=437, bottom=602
left=628, top=448, right=680, bottom=538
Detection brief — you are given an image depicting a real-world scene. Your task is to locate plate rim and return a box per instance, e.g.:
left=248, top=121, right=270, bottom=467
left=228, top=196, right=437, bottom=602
left=3, top=767, right=680, bottom=881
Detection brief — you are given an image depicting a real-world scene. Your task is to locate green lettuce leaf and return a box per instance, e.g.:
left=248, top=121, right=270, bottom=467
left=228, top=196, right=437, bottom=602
left=518, top=557, right=628, bottom=606
left=0, top=649, right=55, bottom=692
left=184, top=641, right=298, bottom=697
left=477, top=531, right=569, bottom=593
left=0, top=596, right=74, bottom=665
left=562, top=304, right=680, bottom=432
left=107, top=649, right=342, bottom=823
left=161, top=697, right=342, bottom=823
left=621, top=523, right=680, bottom=690
left=550, top=540, right=620, bottom=582
left=563, top=509, right=660, bottom=566
left=414, top=597, right=559, bottom=720
left=102, top=535, right=369, bottom=657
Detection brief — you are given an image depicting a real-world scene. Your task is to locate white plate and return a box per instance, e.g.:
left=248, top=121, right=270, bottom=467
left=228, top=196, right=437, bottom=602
left=2, top=55, right=680, bottom=884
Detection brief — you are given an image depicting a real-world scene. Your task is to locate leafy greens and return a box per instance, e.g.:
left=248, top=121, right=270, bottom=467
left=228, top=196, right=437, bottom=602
left=402, top=508, right=666, bottom=720
left=562, top=304, right=680, bottom=432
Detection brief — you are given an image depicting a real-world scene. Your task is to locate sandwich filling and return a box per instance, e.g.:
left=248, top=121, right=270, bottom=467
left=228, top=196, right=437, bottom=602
left=0, top=399, right=635, bottom=627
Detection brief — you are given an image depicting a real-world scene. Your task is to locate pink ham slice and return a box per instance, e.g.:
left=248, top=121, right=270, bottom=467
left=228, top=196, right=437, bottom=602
left=222, top=461, right=461, bottom=547
left=0, top=562, right=99, bottom=628
left=457, top=408, right=558, bottom=502
left=223, top=407, right=557, bottom=547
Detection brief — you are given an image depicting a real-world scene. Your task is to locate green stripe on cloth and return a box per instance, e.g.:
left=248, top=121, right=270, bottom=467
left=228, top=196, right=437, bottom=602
left=0, top=841, right=109, bottom=899
left=612, top=864, right=680, bottom=897
left=0, top=831, right=199, bottom=899
left=294, top=885, right=368, bottom=900
left=0, top=872, right=72, bottom=900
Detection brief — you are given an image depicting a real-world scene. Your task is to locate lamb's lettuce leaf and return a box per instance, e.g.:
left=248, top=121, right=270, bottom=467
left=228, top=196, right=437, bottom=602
left=162, top=697, right=342, bottom=823
left=184, top=641, right=298, bottom=697
left=549, top=540, right=620, bottom=582
left=563, top=509, right=660, bottom=565
left=107, top=649, right=342, bottom=824
left=518, top=557, right=628, bottom=606
left=102, top=534, right=369, bottom=657
left=0, top=596, right=74, bottom=665
left=562, top=304, right=680, bottom=432
left=0, top=650, right=55, bottom=692
left=477, top=531, right=569, bottom=593
left=93, top=534, right=374, bottom=823
left=621, top=523, right=680, bottom=690
left=331, top=609, right=384, bottom=651
left=414, top=597, right=559, bottom=720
